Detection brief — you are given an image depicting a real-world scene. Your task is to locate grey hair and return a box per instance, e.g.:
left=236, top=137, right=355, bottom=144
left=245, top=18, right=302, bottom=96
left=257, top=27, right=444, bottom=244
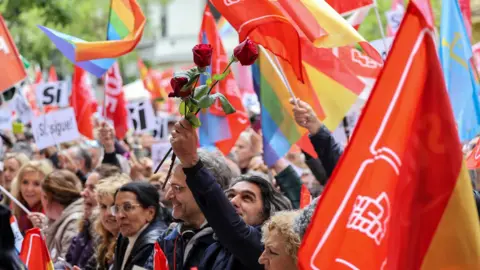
left=293, top=196, right=320, bottom=240
left=197, top=148, right=236, bottom=190
left=68, top=146, right=93, bottom=171
left=230, top=174, right=292, bottom=221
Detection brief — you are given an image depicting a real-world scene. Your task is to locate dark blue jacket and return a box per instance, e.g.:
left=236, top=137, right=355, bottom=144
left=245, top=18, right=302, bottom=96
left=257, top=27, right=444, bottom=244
left=144, top=222, right=215, bottom=270
left=183, top=161, right=264, bottom=270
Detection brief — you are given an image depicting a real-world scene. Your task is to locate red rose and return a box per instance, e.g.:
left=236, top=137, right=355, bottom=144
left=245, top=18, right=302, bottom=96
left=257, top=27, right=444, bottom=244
left=169, top=76, right=191, bottom=98
left=234, top=39, right=259, bottom=66
left=192, top=44, right=213, bottom=68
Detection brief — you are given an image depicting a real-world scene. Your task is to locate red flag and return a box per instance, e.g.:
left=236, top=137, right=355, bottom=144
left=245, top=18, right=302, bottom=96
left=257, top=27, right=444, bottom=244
left=467, top=141, right=480, bottom=169
left=298, top=2, right=480, bottom=269
left=153, top=242, right=169, bottom=270
left=300, top=184, right=312, bottom=209
left=19, top=228, right=54, bottom=270
left=326, top=0, right=373, bottom=15
left=71, top=66, right=95, bottom=139
left=334, top=46, right=383, bottom=80
left=104, top=62, right=129, bottom=139
left=47, top=66, right=57, bottom=82
left=199, top=6, right=249, bottom=155
left=210, top=0, right=303, bottom=82
left=0, top=15, right=26, bottom=92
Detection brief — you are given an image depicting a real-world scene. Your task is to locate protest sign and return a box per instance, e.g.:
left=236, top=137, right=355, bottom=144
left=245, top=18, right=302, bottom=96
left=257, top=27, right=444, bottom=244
left=0, top=108, right=12, bottom=130
left=370, top=37, right=394, bottom=60
left=31, top=107, right=80, bottom=149
left=127, top=100, right=156, bottom=132
left=35, top=81, right=69, bottom=108
left=385, top=6, right=404, bottom=36
left=151, top=141, right=171, bottom=172
left=9, top=93, right=33, bottom=124
left=153, top=112, right=169, bottom=141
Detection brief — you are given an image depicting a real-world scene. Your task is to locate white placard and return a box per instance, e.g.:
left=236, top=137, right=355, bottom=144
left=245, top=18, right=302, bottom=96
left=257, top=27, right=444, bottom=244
left=370, top=37, right=395, bottom=60
left=31, top=107, right=80, bottom=150
left=35, top=81, right=69, bottom=108
left=385, top=7, right=404, bottom=36
left=127, top=100, right=156, bottom=132
left=0, top=108, right=12, bottom=130
left=153, top=112, right=169, bottom=141
left=9, top=93, right=33, bottom=124
left=151, top=142, right=171, bottom=173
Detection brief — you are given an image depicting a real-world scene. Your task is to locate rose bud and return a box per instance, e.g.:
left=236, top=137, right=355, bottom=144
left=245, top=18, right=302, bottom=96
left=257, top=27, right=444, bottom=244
left=192, top=44, right=213, bottom=69
left=233, top=39, right=259, bottom=66
left=169, top=76, right=191, bottom=98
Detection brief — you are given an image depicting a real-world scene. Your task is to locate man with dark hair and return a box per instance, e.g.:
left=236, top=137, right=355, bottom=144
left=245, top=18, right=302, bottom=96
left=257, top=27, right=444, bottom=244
left=163, top=119, right=292, bottom=270
left=144, top=149, right=236, bottom=270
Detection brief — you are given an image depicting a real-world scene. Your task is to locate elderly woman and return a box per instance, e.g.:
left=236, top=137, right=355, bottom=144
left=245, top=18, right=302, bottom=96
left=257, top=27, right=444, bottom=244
left=11, top=160, right=54, bottom=234
left=113, top=182, right=167, bottom=270
left=258, top=211, right=301, bottom=270
left=1, top=152, right=30, bottom=205
left=28, top=170, right=84, bottom=261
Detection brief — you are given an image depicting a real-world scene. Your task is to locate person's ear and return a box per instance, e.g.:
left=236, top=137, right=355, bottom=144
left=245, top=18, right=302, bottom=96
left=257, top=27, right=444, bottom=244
left=146, top=206, right=155, bottom=222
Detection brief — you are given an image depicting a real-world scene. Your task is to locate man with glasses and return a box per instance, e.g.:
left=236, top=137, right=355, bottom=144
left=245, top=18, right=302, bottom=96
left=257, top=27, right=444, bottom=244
left=144, top=150, right=236, bottom=270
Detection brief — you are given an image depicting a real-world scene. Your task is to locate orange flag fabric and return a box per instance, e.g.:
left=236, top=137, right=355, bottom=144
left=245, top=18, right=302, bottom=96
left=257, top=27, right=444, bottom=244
left=70, top=66, right=96, bottom=139
left=0, top=15, right=27, bottom=92
left=210, top=0, right=304, bottom=81
left=298, top=2, right=480, bottom=270
left=300, top=184, right=312, bottom=209
left=467, top=141, right=480, bottom=169
left=19, top=228, right=54, bottom=270
left=153, top=242, right=169, bottom=270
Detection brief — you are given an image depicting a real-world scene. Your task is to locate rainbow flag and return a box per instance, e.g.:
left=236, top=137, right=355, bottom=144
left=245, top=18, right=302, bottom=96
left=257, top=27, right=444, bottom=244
left=253, top=49, right=307, bottom=166
left=38, top=0, right=145, bottom=77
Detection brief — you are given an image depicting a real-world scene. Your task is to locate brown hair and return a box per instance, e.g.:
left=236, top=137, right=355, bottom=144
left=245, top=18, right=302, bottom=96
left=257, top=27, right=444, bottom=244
left=94, top=173, right=131, bottom=267
left=11, top=160, right=54, bottom=218
left=42, top=170, right=82, bottom=207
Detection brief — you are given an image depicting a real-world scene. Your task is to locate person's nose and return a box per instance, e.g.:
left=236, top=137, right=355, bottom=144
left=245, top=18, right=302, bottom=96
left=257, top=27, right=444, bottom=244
left=258, top=251, right=268, bottom=266
left=230, top=194, right=241, bottom=209
left=165, top=187, right=174, bottom=200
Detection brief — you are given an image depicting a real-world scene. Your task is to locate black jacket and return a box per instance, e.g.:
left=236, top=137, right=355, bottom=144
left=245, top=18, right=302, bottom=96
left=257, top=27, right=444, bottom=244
left=113, top=219, right=166, bottom=270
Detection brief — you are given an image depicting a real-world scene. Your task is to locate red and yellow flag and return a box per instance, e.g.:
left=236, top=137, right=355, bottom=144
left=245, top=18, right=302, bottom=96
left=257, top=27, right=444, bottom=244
left=19, top=228, right=54, bottom=270
left=298, top=2, right=480, bottom=269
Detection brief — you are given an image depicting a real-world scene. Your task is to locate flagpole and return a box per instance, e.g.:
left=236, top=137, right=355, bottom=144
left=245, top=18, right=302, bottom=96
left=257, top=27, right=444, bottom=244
left=373, top=0, right=389, bottom=58
left=259, top=46, right=299, bottom=106
left=0, top=185, right=31, bottom=215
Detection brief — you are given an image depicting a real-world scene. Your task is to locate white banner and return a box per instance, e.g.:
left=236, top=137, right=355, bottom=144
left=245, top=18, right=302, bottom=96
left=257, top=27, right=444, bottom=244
left=35, top=81, right=69, bottom=108
left=9, top=93, right=33, bottom=124
left=127, top=100, right=156, bottom=133
left=370, top=37, right=394, bottom=60
left=31, top=107, right=80, bottom=150
left=0, top=108, right=12, bottom=130
left=385, top=7, right=404, bottom=36
left=153, top=111, right=169, bottom=141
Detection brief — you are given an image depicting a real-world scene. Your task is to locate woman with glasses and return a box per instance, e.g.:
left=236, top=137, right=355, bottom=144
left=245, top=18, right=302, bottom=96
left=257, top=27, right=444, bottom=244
left=10, top=160, right=53, bottom=234
left=112, top=182, right=167, bottom=270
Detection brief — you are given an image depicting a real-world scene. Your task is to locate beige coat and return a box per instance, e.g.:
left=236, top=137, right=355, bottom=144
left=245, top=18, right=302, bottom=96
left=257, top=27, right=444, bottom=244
left=44, top=198, right=84, bottom=262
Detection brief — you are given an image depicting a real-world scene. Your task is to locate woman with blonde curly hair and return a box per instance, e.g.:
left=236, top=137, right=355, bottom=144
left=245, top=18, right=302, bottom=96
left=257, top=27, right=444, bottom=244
left=89, top=173, right=131, bottom=269
left=10, top=160, right=53, bottom=234
left=1, top=152, right=30, bottom=205
left=258, top=211, right=301, bottom=270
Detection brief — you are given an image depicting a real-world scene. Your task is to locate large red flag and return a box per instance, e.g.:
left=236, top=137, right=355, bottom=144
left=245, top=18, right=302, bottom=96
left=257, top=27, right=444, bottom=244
left=326, top=0, right=373, bottom=15
left=19, top=228, right=54, bottom=270
left=198, top=5, right=249, bottom=155
left=298, top=2, right=480, bottom=269
left=0, top=15, right=26, bottom=92
left=210, top=0, right=303, bottom=81
left=71, top=66, right=95, bottom=139
left=104, top=62, right=128, bottom=139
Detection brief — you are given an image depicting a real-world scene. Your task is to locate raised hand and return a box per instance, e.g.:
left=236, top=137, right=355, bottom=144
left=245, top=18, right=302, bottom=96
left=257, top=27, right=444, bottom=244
left=170, top=119, right=199, bottom=168
left=99, top=121, right=115, bottom=153
left=290, top=98, right=323, bottom=135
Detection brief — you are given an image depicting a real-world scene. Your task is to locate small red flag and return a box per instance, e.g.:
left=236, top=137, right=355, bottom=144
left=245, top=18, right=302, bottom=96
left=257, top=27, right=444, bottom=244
left=153, top=242, right=169, bottom=270
left=19, top=228, right=54, bottom=270
left=300, top=184, right=312, bottom=209
left=0, top=15, right=27, bottom=92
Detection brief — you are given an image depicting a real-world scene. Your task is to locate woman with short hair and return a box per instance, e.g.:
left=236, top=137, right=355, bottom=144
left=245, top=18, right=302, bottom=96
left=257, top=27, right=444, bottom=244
left=113, top=182, right=167, bottom=270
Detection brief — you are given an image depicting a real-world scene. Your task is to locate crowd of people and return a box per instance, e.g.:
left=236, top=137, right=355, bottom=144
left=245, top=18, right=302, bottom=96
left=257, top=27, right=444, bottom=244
left=1, top=98, right=479, bottom=270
